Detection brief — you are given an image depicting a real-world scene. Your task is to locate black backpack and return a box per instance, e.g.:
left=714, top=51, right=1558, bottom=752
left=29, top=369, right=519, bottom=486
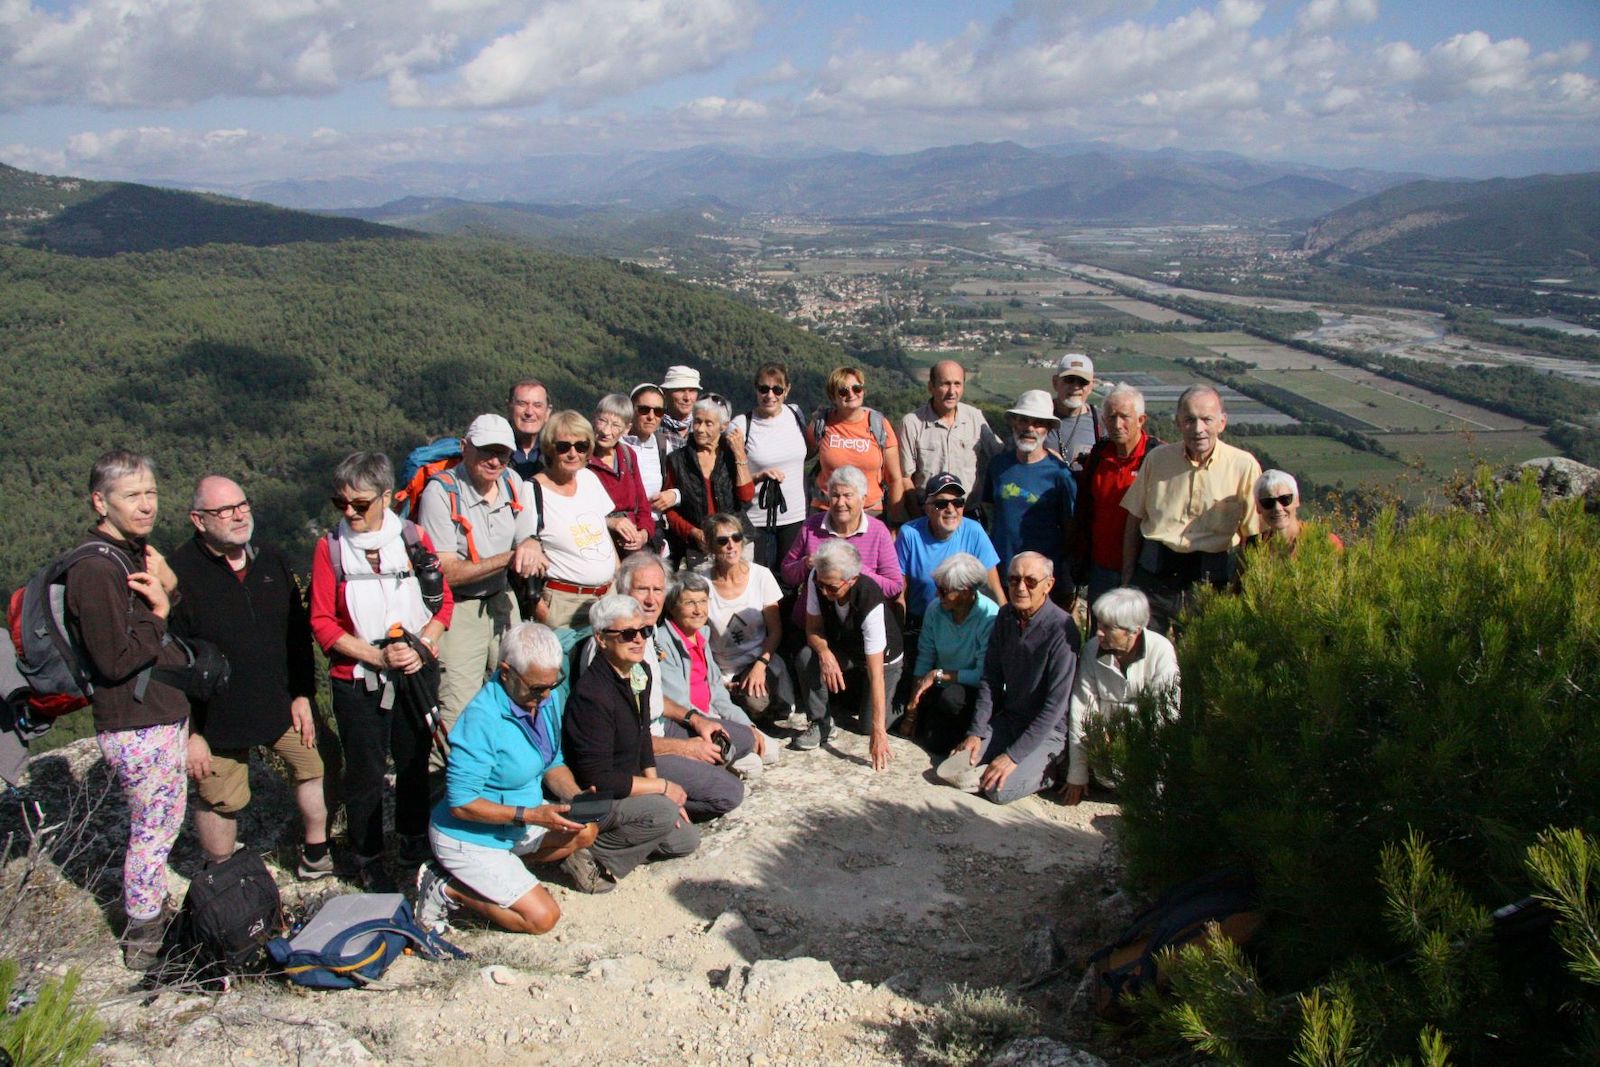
left=161, top=850, right=284, bottom=987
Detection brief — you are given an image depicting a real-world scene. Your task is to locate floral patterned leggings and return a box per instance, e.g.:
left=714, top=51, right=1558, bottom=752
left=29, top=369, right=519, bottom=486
left=97, top=722, right=188, bottom=922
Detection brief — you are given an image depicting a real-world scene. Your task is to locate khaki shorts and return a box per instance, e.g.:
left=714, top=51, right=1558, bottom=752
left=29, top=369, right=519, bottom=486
left=195, top=725, right=325, bottom=815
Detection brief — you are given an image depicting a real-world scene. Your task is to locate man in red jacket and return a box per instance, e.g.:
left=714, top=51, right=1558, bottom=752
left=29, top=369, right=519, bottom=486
left=1074, top=385, right=1160, bottom=611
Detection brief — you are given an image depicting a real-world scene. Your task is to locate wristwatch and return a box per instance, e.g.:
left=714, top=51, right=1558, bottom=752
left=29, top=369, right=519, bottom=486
left=757, top=652, right=773, bottom=665
left=513, top=805, right=527, bottom=825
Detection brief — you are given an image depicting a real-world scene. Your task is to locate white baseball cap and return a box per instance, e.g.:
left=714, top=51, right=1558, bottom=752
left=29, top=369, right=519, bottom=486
left=1054, top=353, right=1095, bottom=380
left=465, top=413, right=516, bottom=450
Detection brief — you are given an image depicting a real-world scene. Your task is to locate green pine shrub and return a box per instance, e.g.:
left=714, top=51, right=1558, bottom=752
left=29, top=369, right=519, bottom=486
left=1104, top=473, right=1600, bottom=1058
left=0, top=958, right=103, bottom=1066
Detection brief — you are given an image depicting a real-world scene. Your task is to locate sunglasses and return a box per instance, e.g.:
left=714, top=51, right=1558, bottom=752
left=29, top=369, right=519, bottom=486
left=635, top=404, right=665, bottom=417
left=553, top=440, right=592, bottom=455
left=330, top=495, right=379, bottom=512
left=1258, top=493, right=1295, bottom=511
left=715, top=532, right=745, bottom=546
left=474, top=449, right=511, bottom=465
left=506, top=675, right=555, bottom=705
left=756, top=384, right=786, bottom=396
left=602, top=626, right=650, bottom=642
left=1007, top=574, right=1047, bottom=589
left=930, top=497, right=966, bottom=512
left=836, top=383, right=864, bottom=398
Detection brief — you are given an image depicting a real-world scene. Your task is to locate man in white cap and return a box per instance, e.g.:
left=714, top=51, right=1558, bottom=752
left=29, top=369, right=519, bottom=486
left=657, top=365, right=702, bottom=456
left=418, top=414, right=547, bottom=761
left=982, top=390, right=1078, bottom=588
left=1047, top=353, right=1101, bottom=470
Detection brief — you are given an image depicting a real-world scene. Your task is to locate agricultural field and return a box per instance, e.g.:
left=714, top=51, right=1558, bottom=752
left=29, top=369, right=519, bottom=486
left=1250, top=369, right=1474, bottom=432
left=1233, top=435, right=1413, bottom=491
left=1383, top=430, right=1556, bottom=477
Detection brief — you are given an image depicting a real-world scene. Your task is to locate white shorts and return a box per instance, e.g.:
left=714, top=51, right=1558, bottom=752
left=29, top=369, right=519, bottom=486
left=428, top=822, right=549, bottom=909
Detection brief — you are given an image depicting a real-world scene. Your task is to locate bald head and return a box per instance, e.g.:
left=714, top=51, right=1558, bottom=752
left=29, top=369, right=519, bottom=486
left=189, top=474, right=254, bottom=551
left=928, top=360, right=966, bottom=416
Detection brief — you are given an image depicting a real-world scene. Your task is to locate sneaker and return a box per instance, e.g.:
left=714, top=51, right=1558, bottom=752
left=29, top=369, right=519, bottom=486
left=730, top=752, right=763, bottom=779
left=560, top=848, right=616, bottom=894
left=790, top=717, right=830, bottom=751
left=415, top=862, right=456, bottom=933
left=357, top=855, right=399, bottom=893
left=398, top=833, right=433, bottom=865
left=297, top=848, right=334, bottom=881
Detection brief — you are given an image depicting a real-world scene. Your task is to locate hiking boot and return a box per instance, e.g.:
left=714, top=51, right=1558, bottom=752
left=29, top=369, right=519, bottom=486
left=415, top=862, right=456, bottom=933
left=296, top=847, right=334, bottom=881
left=120, top=906, right=174, bottom=972
left=356, top=854, right=398, bottom=893
left=790, top=717, right=830, bottom=751
left=560, top=848, right=616, bottom=894
left=398, top=833, right=433, bottom=866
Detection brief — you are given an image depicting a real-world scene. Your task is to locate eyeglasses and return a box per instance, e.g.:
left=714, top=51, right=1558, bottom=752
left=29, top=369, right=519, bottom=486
left=1258, top=494, right=1295, bottom=511
left=635, top=405, right=665, bottom=417
left=756, top=384, right=786, bottom=396
left=836, top=383, right=864, bottom=398
left=553, top=440, right=592, bottom=456
left=929, top=497, right=966, bottom=512
left=602, top=626, right=650, bottom=643
left=330, top=495, right=379, bottom=513
left=474, top=449, right=511, bottom=466
left=196, top=499, right=252, bottom=520
left=816, top=577, right=851, bottom=596
left=1007, top=574, right=1048, bottom=589
left=715, top=532, right=745, bottom=546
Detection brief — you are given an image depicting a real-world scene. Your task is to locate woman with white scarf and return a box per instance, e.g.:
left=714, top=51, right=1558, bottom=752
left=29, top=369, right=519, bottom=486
left=310, top=451, right=454, bottom=891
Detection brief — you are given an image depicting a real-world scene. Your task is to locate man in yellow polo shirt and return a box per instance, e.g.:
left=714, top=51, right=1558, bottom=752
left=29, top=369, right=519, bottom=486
left=1119, top=385, right=1260, bottom=634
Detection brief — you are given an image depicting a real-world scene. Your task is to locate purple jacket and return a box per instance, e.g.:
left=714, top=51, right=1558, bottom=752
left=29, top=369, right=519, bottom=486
left=780, top=511, right=904, bottom=623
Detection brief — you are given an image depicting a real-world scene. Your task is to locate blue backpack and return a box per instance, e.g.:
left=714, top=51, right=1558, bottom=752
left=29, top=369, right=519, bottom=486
left=267, top=893, right=466, bottom=989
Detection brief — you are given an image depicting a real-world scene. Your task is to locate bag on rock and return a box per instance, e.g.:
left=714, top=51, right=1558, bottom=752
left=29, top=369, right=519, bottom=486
left=268, top=893, right=466, bottom=989
left=1088, top=866, right=1262, bottom=1021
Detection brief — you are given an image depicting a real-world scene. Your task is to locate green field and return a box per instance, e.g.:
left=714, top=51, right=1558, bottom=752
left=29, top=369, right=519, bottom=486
left=1234, top=434, right=1411, bottom=490
left=1383, top=430, right=1555, bottom=476
left=1251, top=369, right=1474, bottom=432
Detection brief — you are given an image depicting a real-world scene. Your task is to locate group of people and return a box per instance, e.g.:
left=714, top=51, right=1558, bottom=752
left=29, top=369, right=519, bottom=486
left=49, top=352, right=1335, bottom=968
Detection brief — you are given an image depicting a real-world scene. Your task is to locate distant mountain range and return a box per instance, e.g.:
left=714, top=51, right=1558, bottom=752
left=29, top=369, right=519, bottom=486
left=1302, top=172, right=1600, bottom=273
left=200, top=141, right=1423, bottom=225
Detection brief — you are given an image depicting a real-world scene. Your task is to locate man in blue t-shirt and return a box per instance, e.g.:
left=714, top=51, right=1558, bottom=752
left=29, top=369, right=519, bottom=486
left=896, top=472, right=1005, bottom=620
left=983, top=391, right=1078, bottom=586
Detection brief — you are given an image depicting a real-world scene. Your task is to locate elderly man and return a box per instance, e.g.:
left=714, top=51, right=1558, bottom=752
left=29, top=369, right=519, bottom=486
left=1074, top=384, right=1162, bottom=607
left=793, top=539, right=903, bottom=769
left=937, top=552, right=1078, bottom=804
left=899, top=360, right=1004, bottom=507
left=657, top=365, right=702, bottom=455
left=1047, top=353, right=1101, bottom=469
left=419, top=413, right=547, bottom=762
left=508, top=378, right=553, bottom=480
left=895, top=472, right=1005, bottom=620
left=1060, top=587, right=1179, bottom=805
left=983, top=390, right=1077, bottom=583
left=1120, top=385, right=1261, bottom=634
left=168, top=475, right=329, bottom=877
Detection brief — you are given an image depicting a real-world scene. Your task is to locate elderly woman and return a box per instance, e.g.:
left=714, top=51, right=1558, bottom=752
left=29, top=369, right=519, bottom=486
left=794, top=539, right=904, bottom=770
left=1250, top=469, right=1344, bottom=555
left=419, top=622, right=598, bottom=930
left=733, top=362, right=812, bottom=573
left=900, top=553, right=1000, bottom=755
left=808, top=365, right=906, bottom=519
left=700, top=513, right=795, bottom=723
left=561, top=594, right=701, bottom=889
left=533, top=411, right=630, bottom=629
left=309, top=451, right=454, bottom=891
left=779, top=465, right=903, bottom=625
left=662, top=396, right=755, bottom=564
left=1061, top=587, right=1180, bottom=805
left=588, top=392, right=656, bottom=551
left=66, top=450, right=192, bottom=968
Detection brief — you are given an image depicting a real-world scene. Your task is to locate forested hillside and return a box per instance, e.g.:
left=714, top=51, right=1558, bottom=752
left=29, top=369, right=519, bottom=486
left=0, top=237, right=868, bottom=587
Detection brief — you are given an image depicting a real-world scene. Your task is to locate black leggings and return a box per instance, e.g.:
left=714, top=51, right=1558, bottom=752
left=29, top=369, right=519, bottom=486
left=330, top=676, right=431, bottom=858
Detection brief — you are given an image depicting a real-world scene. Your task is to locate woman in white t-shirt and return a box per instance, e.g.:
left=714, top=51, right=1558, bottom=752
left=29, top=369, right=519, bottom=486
left=735, top=363, right=811, bottom=578
left=533, top=411, right=627, bottom=630
left=699, top=513, right=795, bottom=722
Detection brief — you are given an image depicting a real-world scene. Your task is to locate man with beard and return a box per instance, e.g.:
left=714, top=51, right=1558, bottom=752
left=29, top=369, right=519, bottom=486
left=1046, top=353, right=1101, bottom=470
left=167, top=475, right=329, bottom=876
left=983, top=391, right=1077, bottom=596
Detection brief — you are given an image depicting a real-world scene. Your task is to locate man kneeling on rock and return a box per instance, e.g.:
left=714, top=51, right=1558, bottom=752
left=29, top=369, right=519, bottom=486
left=936, top=552, right=1078, bottom=804
left=416, top=621, right=694, bottom=933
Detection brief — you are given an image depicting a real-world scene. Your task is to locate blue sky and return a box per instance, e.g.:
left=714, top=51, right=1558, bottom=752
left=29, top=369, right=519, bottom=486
left=2, top=0, right=1596, bottom=188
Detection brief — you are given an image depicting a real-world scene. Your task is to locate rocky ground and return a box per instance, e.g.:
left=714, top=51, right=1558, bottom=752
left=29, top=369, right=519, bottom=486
left=2, top=725, right=1135, bottom=1066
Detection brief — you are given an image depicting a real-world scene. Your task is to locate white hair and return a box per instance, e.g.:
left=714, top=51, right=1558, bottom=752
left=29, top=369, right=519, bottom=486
left=1256, top=469, right=1299, bottom=501
left=1008, top=551, right=1054, bottom=579
left=499, top=621, right=564, bottom=675
left=813, top=538, right=862, bottom=581
left=1100, top=383, right=1146, bottom=418
left=693, top=396, right=730, bottom=424
left=615, top=552, right=667, bottom=595
left=826, top=465, right=868, bottom=497
left=589, top=593, right=646, bottom=633
left=1093, top=587, right=1150, bottom=632
left=932, top=552, right=987, bottom=594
